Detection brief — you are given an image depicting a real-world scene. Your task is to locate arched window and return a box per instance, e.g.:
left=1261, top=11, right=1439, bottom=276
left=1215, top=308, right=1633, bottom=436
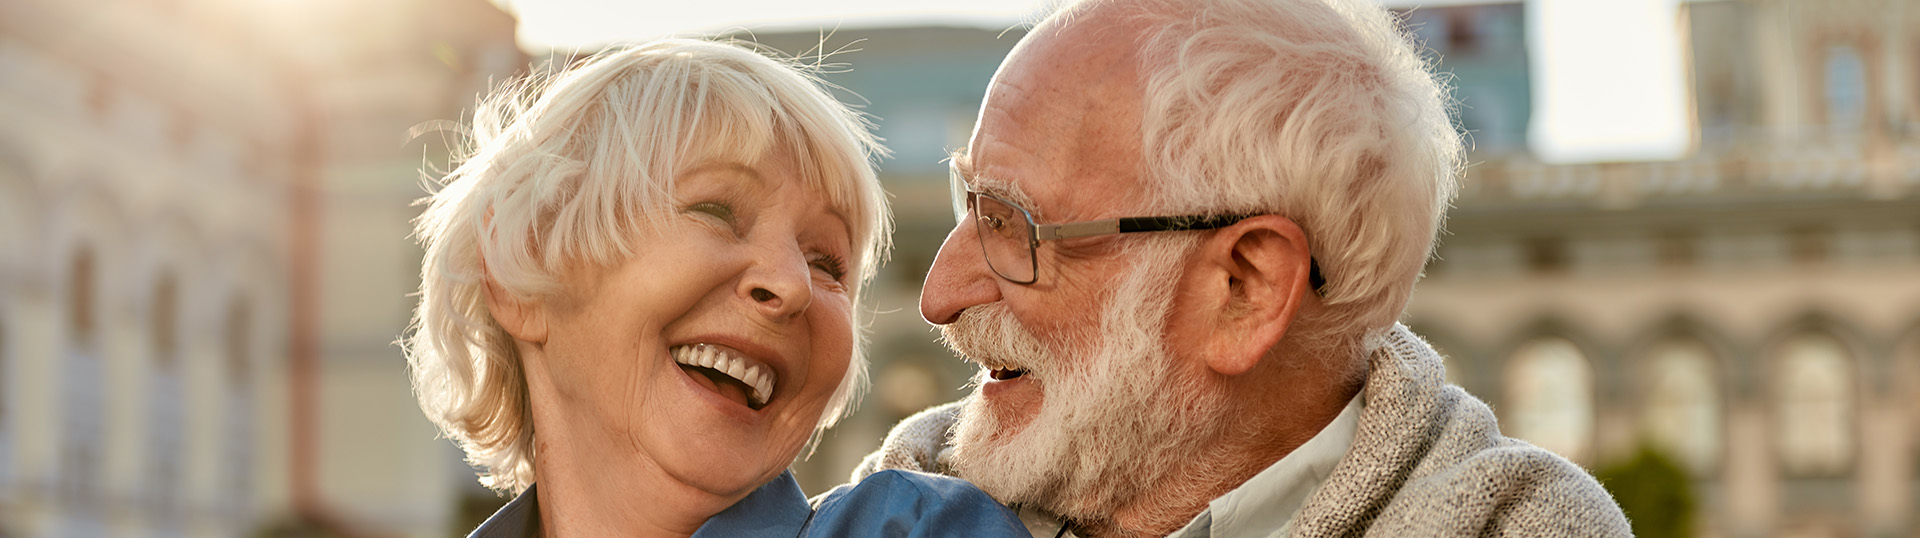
left=1504, top=337, right=1595, bottom=463
left=1824, top=44, right=1868, bottom=131
left=146, top=273, right=184, bottom=524
left=1640, top=338, right=1722, bottom=473
left=1773, top=331, right=1855, bottom=476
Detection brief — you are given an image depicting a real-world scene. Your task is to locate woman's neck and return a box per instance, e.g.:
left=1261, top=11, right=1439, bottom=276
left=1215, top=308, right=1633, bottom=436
left=521, top=354, right=737, bottom=537
left=529, top=436, right=722, bottom=537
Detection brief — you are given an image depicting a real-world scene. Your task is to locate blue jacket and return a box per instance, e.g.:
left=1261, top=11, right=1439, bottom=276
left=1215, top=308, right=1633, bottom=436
left=468, top=470, right=1026, bottom=538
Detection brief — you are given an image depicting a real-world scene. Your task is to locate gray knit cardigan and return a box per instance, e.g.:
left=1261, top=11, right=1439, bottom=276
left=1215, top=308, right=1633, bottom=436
left=850, top=324, right=1634, bottom=537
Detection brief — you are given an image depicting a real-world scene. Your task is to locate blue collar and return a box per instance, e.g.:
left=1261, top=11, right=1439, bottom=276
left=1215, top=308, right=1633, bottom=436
left=696, top=470, right=811, bottom=537
left=467, top=471, right=811, bottom=538
left=468, top=483, right=541, bottom=538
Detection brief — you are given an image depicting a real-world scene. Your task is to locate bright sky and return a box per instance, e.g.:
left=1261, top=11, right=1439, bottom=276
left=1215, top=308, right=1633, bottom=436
left=1527, top=0, right=1691, bottom=163
left=498, top=0, right=1694, bottom=164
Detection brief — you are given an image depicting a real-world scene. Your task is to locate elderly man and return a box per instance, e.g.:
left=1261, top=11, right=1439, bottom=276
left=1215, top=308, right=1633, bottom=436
left=853, top=0, right=1632, bottom=536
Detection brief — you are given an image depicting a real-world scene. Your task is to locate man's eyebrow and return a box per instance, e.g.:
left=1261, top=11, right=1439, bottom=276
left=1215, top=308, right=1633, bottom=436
left=947, top=148, right=1042, bottom=216
left=948, top=148, right=975, bottom=181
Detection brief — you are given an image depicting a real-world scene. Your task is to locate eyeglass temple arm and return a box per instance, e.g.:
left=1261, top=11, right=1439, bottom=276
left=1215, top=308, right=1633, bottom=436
left=1035, top=215, right=1245, bottom=240
left=1034, top=214, right=1325, bottom=294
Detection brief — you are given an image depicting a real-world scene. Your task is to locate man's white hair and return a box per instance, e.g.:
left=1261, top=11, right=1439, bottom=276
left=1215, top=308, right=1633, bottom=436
left=404, top=39, right=891, bottom=494
left=1119, top=0, right=1463, bottom=345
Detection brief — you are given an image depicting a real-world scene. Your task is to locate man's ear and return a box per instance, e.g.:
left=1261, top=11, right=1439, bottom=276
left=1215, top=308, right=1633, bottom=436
left=1192, top=215, right=1313, bottom=376
left=483, top=263, right=549, bottom=345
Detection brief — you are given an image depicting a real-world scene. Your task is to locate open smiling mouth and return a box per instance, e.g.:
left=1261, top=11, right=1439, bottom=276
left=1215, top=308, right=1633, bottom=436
left=989, top=368, right=1028, bottom=381
left=671, top=344, right=775, bottom=410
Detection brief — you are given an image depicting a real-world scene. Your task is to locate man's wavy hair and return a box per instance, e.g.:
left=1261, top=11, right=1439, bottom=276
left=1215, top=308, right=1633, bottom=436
left=1116, top=0, right=1464, bottom=348
left=405, top=38, right=891, bottom=494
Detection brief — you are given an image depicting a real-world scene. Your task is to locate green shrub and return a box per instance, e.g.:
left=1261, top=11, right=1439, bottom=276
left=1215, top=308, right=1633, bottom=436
left=1594, top=444, right=1695, bottom=538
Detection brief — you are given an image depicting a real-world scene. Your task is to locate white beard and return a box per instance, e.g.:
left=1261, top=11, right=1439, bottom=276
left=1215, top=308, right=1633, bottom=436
left=944, top=236, right=1234, bottom=524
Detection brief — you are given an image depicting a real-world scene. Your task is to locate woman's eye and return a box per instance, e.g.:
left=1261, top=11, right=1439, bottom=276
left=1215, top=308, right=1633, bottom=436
left=689, top=202, right=736, bottom=224
left=809, top=253, right=849, bottom=284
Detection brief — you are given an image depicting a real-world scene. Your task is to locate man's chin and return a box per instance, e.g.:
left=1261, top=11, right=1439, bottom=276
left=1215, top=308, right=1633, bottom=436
left=949, top=392, right=1069, bottom=506
left=973, top=376, right=1045, bottom=435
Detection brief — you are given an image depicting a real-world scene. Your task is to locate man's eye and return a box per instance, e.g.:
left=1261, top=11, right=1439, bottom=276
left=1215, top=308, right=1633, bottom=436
left=979, top=215, right=1003, bottom=230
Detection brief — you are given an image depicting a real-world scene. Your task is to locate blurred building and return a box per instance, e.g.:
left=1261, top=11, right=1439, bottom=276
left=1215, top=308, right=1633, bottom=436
left=1408, top=1, right=1920, bottom=536
left=746, top=1, right=1920, bottom=537
left=0, top=0, right=521, bottom=536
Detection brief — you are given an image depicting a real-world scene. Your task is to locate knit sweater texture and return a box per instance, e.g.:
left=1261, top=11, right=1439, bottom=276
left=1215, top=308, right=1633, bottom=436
left=851, top=323, right=1633, bottom=537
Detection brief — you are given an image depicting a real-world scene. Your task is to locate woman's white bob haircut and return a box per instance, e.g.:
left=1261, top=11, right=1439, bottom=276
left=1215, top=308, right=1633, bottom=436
left=405, top=39, right=891, bottom=494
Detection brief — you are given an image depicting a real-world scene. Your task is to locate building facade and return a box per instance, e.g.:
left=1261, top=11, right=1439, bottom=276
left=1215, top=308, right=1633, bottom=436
left=0, top=0, right=521, bottom=536
left=1412, top=1, right=1920, bottom=536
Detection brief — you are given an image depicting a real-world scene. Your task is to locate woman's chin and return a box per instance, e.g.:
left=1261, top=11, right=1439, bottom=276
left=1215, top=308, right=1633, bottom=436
left=652, top=435, right=789, bottom=497
left=643, top=391, right=806, bottom=496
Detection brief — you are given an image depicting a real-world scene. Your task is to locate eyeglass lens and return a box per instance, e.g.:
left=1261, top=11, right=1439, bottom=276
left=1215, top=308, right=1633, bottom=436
left=971, top=194, right=1038, bottom=283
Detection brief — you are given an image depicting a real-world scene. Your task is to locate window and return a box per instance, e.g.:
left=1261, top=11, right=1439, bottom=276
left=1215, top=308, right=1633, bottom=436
left=1504, top=337, right=1595, bottom=463
left=1773, top=332, right=1855, bottom=476
left=1640, top=339, right=1721, bottom=473
left=1824, top=45, right=1868, bottom=131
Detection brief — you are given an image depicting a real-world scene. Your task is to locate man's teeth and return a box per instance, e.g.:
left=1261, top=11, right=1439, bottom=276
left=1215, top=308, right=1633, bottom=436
left=671, top=344, right=774, bottom=407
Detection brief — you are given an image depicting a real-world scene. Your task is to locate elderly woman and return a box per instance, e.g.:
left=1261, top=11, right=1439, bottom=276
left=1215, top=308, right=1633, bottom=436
left=406, top=40, right=1025, bottom=537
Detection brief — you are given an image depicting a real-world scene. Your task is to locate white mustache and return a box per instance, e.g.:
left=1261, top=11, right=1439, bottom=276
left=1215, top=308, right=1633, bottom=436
left=939, top=302, right=1069, bottom=375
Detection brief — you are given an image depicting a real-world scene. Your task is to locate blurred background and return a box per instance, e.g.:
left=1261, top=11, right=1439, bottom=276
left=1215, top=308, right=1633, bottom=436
left=0, top=0, right=1917, bottom=536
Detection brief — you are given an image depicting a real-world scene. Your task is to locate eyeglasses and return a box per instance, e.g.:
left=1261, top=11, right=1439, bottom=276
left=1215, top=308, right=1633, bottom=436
left=956, top=187, right=1247, bottom=285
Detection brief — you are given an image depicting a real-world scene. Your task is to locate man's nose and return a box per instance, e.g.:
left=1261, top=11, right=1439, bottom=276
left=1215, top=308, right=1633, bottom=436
left=920, top=221, right=1001, bottom=325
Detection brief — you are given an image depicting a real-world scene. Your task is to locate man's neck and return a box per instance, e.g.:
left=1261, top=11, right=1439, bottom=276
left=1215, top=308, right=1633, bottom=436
left=1085, top=354, right=1367, bottom=538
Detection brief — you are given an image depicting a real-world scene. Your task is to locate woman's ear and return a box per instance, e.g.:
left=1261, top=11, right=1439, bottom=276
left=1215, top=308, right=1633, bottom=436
left=484, top=264, right=549, bottom=345
left=1191, top=215, right=1314, bottom=376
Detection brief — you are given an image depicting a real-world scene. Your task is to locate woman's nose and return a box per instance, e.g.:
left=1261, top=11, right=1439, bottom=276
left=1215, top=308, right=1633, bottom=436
left=741, top=244, right=813, bottom=321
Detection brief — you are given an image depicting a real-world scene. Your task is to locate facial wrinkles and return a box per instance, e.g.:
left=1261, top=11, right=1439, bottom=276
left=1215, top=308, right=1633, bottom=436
left=947, top=236, right=1232, bottom=524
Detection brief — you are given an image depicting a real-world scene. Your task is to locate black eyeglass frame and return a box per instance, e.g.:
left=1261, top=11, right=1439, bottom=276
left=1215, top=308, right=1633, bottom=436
left=962, top=189, right=1250, bottom=285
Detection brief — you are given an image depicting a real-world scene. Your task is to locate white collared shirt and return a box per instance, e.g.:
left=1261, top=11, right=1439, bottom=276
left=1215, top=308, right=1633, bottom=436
left=1023, top=393, right=1366, bottom=538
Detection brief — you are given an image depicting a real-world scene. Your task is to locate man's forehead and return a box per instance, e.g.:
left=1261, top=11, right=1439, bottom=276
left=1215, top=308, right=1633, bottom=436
left=959, top=4, right=1152, bottom=221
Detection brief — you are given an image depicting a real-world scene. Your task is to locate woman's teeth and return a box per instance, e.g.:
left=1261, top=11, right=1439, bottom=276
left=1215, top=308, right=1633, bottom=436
left=671, top=344, right=774, bottom=408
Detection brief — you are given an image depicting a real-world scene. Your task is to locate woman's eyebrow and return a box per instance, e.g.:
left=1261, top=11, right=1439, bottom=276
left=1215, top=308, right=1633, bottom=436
left=680, top=161, right=765, bottom=184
